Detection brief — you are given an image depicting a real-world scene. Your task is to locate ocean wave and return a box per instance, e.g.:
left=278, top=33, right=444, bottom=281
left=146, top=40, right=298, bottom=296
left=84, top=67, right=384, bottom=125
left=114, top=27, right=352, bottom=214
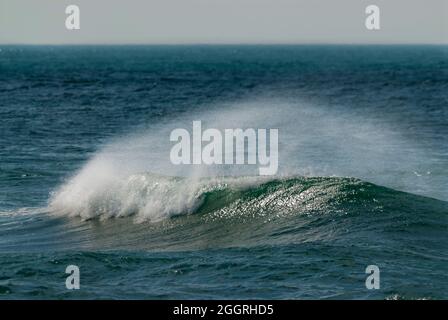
left=5, top=170, right=446, bottom=255
left=49, top=169, right=400, bottom=223
left=49, top=170, right=289, bottom=222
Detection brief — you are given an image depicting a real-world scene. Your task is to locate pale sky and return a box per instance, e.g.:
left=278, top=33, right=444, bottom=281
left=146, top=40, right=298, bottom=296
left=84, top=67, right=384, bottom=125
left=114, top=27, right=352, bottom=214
left=0, top=0, right=446, bottom=44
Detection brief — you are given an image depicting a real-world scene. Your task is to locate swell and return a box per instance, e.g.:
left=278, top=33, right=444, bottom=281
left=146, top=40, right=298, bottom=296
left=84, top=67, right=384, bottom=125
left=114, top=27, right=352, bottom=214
left=47, top=173, right=379, bottom=222
left=1, top=174, right=446, bottom=254
left=45, top=174, right=447, bottom=246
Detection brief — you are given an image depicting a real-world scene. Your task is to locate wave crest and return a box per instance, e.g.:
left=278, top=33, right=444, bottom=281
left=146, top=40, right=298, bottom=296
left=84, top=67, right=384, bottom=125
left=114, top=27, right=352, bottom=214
left=49, top=163, right=369, bottom=223
left=49, top=159, right=275, bottom=222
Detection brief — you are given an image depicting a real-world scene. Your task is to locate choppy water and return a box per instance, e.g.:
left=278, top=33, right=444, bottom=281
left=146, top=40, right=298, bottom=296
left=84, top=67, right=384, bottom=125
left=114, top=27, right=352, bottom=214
left=0, top=45, right=447, bottom=299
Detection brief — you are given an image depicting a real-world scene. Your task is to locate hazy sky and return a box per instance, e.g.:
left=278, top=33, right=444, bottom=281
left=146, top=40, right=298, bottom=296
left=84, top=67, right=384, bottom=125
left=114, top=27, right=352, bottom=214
left=0, top=0, right=446, bottom=44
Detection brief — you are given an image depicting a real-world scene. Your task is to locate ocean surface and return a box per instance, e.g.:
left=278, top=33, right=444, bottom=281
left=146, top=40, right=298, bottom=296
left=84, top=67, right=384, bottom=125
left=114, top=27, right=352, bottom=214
left=0, top=45, right=447, bottom=299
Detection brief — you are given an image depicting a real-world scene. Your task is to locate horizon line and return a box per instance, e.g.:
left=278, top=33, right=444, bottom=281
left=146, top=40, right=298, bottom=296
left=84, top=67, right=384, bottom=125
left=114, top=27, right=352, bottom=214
left=1, top=42, right=447, bottom=46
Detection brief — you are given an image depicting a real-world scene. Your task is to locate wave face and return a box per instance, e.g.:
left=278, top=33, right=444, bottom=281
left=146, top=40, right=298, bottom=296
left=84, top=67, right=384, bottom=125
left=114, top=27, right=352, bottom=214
left=46, top=173, right=448, bottom=250
left=50, top=172, right=355, bottom=223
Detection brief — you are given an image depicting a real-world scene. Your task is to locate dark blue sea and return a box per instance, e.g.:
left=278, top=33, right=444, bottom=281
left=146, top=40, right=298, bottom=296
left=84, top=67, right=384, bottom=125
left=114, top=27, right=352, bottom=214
left=0, top=45, right=447, bottom=299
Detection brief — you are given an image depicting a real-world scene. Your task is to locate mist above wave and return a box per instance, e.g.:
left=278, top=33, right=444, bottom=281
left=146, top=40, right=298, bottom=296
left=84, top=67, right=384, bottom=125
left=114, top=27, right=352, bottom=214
left=48, top=98, right=445, bottom=221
